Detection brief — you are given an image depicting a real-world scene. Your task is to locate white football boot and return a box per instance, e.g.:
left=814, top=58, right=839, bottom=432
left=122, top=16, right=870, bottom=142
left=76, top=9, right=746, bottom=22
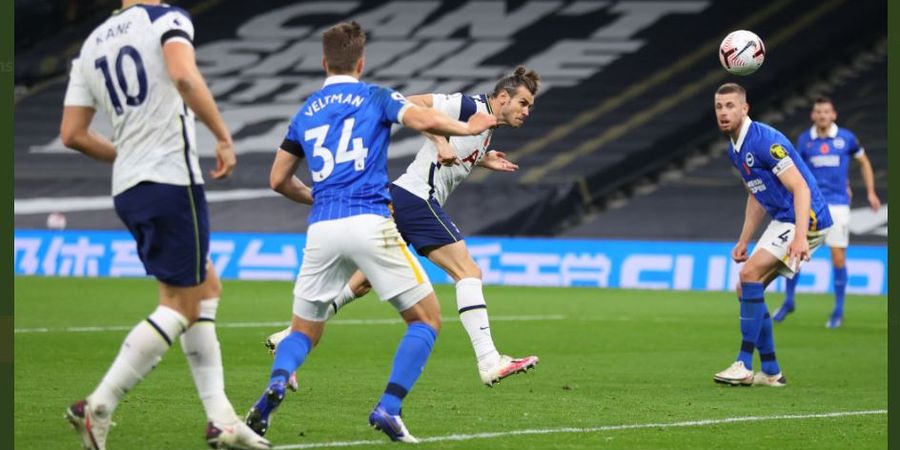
left=713, top=361, right=754, bottom=386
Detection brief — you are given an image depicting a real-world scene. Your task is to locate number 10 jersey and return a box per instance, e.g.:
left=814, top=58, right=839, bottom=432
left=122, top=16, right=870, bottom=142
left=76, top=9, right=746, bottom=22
left=64, top=4, right=201, bottom=196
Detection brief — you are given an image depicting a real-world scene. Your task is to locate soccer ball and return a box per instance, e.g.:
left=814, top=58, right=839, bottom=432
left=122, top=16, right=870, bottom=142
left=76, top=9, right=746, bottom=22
left=719, top=30, right=765, bottom=76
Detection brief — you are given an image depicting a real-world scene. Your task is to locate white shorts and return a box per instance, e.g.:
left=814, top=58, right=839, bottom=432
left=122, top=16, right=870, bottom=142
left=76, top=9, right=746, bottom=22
left=824, top=204, right=850, bottom=248
left=753, top=219, right=829, bottom=278
left=292, top=214, right=433, bottom=321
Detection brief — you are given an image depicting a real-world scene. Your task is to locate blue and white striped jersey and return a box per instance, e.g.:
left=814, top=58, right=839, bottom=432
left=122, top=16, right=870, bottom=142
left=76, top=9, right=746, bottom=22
left=727, top=118, right=833, bottom=232
left=795, top=123, right=863, bottom=206
left=281, top=75, right=411, bottom=224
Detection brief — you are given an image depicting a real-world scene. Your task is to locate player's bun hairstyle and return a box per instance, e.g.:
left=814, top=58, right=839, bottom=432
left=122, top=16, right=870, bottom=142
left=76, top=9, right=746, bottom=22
left=716, top=82, right=746, bottom=98
left=492, top=66, right=541, bottom=98
left=322, top=21, right=366, bottom=74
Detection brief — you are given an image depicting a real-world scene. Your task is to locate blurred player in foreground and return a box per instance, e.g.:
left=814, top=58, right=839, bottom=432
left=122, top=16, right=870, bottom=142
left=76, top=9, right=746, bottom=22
left=712, top=83, right=832, bottom=387
left=265, top=66, right=541, bottom=388
left=773, top=97, right=881, bottom=328
left=244, top=21, right=496, bottom=443
left=60, top=1, right=269, bottom=448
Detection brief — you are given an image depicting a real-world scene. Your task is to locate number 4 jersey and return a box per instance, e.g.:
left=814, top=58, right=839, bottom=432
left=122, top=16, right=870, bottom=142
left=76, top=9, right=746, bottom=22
left=280, top=76, right=412, bottom=225
left=64, top=4, right=201, bottom=195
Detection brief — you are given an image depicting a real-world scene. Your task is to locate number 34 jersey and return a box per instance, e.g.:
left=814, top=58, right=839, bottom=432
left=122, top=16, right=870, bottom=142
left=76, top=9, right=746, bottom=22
left=281, top=76, right=412, bottom=225
left=64, top=4, right=201, bottom=195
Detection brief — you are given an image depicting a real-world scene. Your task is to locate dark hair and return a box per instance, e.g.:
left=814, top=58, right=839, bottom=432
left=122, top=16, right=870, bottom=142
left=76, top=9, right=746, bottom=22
left=322, top=21, right=366, bottom=74
left=492, top=66, right=541, bottom=98
left=716, top=82, right=746, bottom=97
left=814, top=96, right=834, bottom=106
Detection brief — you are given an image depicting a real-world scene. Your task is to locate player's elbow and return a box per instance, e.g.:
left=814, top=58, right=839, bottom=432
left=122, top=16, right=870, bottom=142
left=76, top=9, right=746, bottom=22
left=59, top=125, right=83, bottom=149
left=269, top=174, right=285, bottom=193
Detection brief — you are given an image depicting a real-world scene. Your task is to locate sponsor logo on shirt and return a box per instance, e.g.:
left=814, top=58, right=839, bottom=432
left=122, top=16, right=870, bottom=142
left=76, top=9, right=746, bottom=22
left=746, top=178, right=766, bottom=194
left=809, top=155, right=841, bottom=167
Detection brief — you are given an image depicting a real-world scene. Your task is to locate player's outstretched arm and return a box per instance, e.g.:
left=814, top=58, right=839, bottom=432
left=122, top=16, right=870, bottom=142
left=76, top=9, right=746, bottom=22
left=270, top=149, right=313, bottom=205
left=60, top=106, right=117, bottom=163
left=401, top=106, right=496, bottom=137
left=163, top=42, right=235, bottom=179
left=855, top=153, right=881, bottom=211
left=778, top=166, right=812, bottom=262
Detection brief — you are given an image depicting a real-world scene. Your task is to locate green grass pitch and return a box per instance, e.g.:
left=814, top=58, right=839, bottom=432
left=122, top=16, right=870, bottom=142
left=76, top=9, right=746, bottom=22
left=15, top=277, right=887, bottom=449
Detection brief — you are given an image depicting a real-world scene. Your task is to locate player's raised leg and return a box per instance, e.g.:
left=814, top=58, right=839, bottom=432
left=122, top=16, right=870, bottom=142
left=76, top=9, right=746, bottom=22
left=426, top=240, right=538, bottom=386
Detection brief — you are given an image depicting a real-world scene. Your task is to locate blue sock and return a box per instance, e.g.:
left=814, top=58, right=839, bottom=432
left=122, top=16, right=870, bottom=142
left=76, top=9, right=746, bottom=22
left=833, top=266, right=848, bottom=317
left=757, top=311, right=781, bottom=375
left=783, top=275, right=798, bottom=309
left=379, top=322, right=437, bottom=416
left=737, top=282, right=766, bottom=370
left=269, top=331, right=312, bottom=386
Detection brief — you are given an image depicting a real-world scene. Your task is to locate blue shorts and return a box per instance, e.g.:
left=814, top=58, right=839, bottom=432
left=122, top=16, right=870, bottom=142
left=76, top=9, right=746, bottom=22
left=113, top=182, right=209, bottom=287
left=390, top=184, right=462, bottom=256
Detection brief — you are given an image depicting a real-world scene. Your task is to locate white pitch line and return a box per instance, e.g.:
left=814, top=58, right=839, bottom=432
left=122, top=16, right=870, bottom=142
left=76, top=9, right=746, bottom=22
left=272, top=409, right=887, bottom=449
left=13, top=314, right=566, bottom=334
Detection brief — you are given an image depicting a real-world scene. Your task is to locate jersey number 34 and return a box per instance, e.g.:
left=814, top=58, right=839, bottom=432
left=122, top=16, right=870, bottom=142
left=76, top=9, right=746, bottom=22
left=304, top=118, right=370, bottom=182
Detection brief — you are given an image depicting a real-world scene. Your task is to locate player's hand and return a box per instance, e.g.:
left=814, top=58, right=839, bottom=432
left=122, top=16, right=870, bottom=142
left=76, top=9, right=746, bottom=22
left=481, top=150, right=519, bottom=172
left=731, top=241, right=749, bottom=263
left=466, top=112, right=497, bottom=135
left=787, top=236, right=810, bottom=271
left=211, top=139, right=237, bottom=179
left=435, top=139, right=460, bottom=166
left=868, top=192, right=881, bottom=212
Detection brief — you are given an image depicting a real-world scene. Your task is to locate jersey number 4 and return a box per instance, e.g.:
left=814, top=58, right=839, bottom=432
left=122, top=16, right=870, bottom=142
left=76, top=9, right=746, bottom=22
left=94, top=45, right=147, bottom=115
left=304, top=118, right=370, bottom=182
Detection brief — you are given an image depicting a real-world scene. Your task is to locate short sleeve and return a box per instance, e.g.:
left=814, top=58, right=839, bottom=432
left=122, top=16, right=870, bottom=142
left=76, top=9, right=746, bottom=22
left=755, top=138, right=795, bottom=177
left=848, top=132, right=865, bottom=158
left=63, top=58, right=95, bottom=108
left=431, top=93, right=477, bottom=121
left=281, top=118, right=305, bottom=159
left=374, top=86, right=412, bottom=124
left=152, top=8, right=195, bottom=47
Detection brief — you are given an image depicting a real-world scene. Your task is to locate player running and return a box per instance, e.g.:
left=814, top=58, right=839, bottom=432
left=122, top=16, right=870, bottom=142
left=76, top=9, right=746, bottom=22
left=711, top=83, right=832, bottom=387
left=265, top=66, right=541, bottom=388
left=60, top=1, right=269, bottom=448
left=244, top=21, right=496, bottom=444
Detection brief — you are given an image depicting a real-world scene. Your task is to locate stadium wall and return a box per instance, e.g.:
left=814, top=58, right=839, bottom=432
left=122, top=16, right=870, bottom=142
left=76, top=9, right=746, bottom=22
left=13, top=230, right=887, bottom=296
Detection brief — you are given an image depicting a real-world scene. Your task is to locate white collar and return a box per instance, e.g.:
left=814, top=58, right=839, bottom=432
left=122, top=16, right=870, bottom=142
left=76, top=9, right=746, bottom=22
left=323, top=75, right=359, bottom=87
left=809, top=123, right=839, bottom=139
left=731, top=116, right=752, bottom=153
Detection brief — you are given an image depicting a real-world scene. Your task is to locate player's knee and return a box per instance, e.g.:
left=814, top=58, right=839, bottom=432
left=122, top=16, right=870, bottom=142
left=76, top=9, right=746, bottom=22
left=352, top=279, right=372, bottom=297
left=739, top=265, right=764, bottom=283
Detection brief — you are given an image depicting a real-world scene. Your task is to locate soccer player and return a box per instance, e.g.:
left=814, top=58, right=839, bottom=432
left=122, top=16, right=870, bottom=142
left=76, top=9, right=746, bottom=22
left=59, top=2, right=270, bottom=449
left=711, top=83, right=833, bottom=387
left=265, top=67, right=541, bottom=388
left=773, top=97, right=881, bottom=328
left=244, top=22, right=496, bottom=443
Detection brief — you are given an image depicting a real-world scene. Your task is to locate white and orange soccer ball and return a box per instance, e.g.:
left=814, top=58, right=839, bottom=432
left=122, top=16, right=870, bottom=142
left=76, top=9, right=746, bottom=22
left=719, top=30, right=765, bottom=76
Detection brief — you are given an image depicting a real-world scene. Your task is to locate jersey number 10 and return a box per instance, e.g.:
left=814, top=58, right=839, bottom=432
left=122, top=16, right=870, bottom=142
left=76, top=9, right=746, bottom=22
left=94, top=45, right=147, bottom=115
left=304, top=118, right=370, bottom=182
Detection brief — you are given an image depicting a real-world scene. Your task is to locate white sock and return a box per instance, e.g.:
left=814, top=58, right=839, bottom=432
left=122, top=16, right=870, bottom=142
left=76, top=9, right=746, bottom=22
left=456, top=278, right=500, bottom=370
left=181, top=298, right=237, bottom=423
left=326, top=284, right=357, bottom=319
left=88, top=306, right=188, bottom=417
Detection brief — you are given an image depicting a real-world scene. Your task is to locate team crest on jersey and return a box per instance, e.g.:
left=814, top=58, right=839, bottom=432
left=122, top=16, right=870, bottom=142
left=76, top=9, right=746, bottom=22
left=769, top=144, right=788, bottom=160
left=744, top=151, right=755, bottom=167
left=833, top=137, right=845, bottom=149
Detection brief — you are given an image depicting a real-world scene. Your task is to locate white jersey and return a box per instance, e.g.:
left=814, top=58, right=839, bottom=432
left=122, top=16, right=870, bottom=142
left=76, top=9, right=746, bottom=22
left=64, top=4, right=202, bottom=196
left=393, top=93, right=494, bottom=206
